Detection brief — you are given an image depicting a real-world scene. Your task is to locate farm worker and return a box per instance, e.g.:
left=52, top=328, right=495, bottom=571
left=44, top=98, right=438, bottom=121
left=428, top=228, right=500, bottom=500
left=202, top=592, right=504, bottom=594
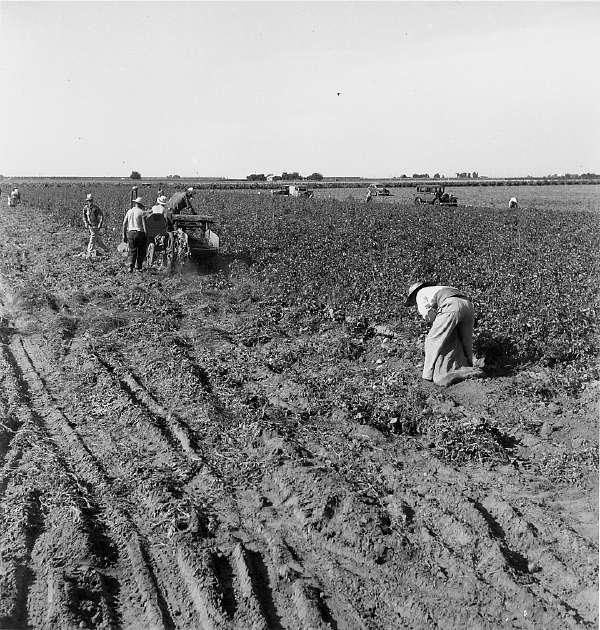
left=166, top=187, right=196, bottom=216
left=10, top=188, right=21, bottom=205
left=509, top=197, right=519, bottom=209
left=150, top=195, right=168, bottom=216
left=405, top=281, right=485, bottom=387
left=82, top=194, right=109, bottom=258
left=366, top=188, right=373, bottom=204
left=122, top=197, right=148, bottom=273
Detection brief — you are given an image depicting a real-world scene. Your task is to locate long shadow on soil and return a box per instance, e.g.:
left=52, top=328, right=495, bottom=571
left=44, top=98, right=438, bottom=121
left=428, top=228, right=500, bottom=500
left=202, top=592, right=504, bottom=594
left=244, top=549, right=284, bottom=630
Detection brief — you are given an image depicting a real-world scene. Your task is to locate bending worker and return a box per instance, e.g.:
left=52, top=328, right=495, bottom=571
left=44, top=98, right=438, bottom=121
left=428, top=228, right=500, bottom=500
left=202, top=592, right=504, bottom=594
left=82, top=193, right=109, bottom=258
left=122, top=196, right=147, bottom=273
left=405, top=281, right=484, bottom=387
left=166, top=187, right=196, bottom=216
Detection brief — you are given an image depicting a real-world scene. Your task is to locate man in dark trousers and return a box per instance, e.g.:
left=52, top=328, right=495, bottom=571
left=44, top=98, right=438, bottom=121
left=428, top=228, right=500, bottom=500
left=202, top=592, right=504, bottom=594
left=122, top=197, right=148, bottom=273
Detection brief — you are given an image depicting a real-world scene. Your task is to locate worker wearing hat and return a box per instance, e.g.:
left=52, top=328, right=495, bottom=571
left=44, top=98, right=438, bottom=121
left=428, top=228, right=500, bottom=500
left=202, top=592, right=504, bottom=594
left=405, top=281, right=484, bottom=386
left=166, top=187, right=196, bottom=216
left=82, top=193, right=109, bottom=258
left=9, top=187, right=21, bottom=207
left=122, top=197, right=147, bottom=273
left=150, top=195, right=168, bottom=215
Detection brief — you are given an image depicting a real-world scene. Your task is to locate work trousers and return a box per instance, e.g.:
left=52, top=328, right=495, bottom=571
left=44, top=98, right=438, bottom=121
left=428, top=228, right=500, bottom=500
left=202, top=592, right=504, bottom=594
left=127, top=230, right=147, bottom=271
left=423, top=296, right=474, bottom=384
left=87, top=226, right=108, bottom=257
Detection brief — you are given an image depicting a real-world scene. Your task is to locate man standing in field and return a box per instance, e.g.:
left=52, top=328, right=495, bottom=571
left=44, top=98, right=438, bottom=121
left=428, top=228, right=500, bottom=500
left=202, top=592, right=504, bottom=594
left=82, top=193, right=109, bottom=258
left=122, top=197, right=147, bottom=273
left=9, top=188, right=21, bottom=207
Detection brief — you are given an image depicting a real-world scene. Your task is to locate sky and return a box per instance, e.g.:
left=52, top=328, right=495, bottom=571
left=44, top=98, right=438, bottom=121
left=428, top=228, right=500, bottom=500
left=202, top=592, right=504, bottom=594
left=0, top=1, right=598, bottom=178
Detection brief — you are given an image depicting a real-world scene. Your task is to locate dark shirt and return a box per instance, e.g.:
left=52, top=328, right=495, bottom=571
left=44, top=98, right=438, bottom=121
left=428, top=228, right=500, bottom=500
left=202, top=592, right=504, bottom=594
left=83, top=202, right=103, bottom=227
left=166, top=192, right=194, bottom=215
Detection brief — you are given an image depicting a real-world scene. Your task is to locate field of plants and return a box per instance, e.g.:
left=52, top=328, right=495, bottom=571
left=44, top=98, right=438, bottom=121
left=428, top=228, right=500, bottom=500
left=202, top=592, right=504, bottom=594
left=0, top=182, right=598, bottom=629
left=308, top=184, right=600, bottom=212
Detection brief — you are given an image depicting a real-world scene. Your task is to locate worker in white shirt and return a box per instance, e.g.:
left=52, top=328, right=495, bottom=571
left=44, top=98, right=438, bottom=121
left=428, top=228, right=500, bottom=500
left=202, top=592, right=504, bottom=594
left=509, top=197, right=518, bottom=209
left=122, top=197, right=147, bottom=273
left=405, top=281, right=484, bottom=386
left=9, top=188, right=21, bottom=207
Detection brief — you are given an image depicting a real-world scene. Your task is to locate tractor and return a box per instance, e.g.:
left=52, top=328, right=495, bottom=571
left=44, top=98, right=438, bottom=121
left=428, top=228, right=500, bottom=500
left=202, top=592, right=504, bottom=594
left=145, top=213, right=220, bottom=270
left=414, top=185, right=458, bottom=206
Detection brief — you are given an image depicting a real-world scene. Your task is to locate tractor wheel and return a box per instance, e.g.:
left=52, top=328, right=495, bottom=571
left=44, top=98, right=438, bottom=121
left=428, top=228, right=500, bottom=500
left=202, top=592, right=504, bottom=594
left=433, top=198, right=440, bottom=206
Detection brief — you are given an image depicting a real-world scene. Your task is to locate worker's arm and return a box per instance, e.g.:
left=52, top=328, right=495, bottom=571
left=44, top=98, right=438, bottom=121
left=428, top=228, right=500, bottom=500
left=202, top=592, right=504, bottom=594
left=97, top=206, right=104, bottom=228
left=122, top=212, right=129, bottom=242
left=416, top=292, right=437, bottom=323
left=185, top=197, right=196, bottom=214
left=82, top=206, right=89, bottom=227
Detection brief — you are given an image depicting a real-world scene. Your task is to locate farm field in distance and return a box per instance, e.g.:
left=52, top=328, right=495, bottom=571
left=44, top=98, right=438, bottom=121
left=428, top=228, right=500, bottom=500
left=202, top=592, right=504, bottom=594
left=0, top=181, right=598, bottom=629
left=308, top=183, right=599, bottom=211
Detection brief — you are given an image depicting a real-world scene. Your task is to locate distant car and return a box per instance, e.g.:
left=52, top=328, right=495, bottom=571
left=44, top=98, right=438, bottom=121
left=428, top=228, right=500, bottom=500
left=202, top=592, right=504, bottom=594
left=367, top=184, right=392, bottom=197
left=414, top=185, right=458, bottom=206
left=271, top=185, right=314, bottom=198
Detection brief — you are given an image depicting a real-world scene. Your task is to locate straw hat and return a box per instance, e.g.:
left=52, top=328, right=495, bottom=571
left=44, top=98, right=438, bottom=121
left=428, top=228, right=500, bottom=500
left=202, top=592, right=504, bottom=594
left=157, top=195, right=167, bottom=205
left=404, top=281, right=434, bottom=307
left=133, top=196, right=144, bottom=205
left=86, top=193, right=93, bottom=201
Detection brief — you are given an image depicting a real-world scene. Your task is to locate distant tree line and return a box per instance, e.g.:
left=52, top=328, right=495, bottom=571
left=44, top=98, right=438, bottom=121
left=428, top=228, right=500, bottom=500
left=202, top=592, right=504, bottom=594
left=246, top=172, right=324, bottom=182
left=545, top=173, right=600, bottom=179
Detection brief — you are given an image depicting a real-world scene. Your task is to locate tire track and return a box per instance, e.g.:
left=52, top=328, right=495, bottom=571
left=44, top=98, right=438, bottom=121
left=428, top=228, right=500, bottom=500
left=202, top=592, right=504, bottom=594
left=5, top=336, right=176, bottom=630
left=7, top=335, right=282, bottom=630
left=92, top=351, right=200, bottom=459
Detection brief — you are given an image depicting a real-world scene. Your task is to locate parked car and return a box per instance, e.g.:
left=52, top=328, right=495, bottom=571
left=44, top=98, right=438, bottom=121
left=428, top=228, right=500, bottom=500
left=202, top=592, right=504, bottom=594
left=271, top=185, right=314, bottom=198
left=414, top=185, right=458, bottom=206
left=367, top=184, right=392, bottom=197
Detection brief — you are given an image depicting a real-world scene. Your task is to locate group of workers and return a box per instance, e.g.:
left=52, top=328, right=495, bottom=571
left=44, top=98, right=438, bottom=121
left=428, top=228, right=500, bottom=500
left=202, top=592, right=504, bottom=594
left=82, top=187, right=197, bottom=272
left=4, top=183, right=482, bottom=388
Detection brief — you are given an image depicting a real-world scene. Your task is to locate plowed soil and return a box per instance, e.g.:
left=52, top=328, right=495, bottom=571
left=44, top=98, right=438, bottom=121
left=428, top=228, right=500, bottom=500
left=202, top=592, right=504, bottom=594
left=0, top=203, right=597, bottom=630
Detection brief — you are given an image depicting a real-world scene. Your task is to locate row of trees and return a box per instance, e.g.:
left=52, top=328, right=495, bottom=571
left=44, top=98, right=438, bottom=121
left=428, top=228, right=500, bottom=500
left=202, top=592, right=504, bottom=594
left=247, top=172, right=324, bottom=182
left=130, top=171, right=598, bottom=182
left=545, top=173, right=599, bottom=179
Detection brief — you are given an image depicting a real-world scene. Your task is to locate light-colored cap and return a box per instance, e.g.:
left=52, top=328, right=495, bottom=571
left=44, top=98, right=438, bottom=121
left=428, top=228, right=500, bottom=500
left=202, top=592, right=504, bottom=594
left=86, top=193, right=93, bottom=201
left=157, top=195, right=167, bottom=205
left=133, top=196, right=144, bottom=204
left=186, top=187, right=194, bottom=193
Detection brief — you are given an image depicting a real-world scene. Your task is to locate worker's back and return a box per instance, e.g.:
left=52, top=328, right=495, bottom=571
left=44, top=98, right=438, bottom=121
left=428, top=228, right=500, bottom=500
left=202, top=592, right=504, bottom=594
left=146, top=214, right=168, bottom=240
left=167, top=192, right=188, bottom=214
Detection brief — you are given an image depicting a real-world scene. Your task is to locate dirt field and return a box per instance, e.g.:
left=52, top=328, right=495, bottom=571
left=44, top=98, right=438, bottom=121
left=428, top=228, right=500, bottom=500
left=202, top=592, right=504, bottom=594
left=0, top=192, right=597, bottom=629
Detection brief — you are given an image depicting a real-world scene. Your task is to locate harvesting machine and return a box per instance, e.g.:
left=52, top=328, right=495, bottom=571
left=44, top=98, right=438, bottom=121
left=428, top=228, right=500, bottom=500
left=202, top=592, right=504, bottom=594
left=144, top=213, right=220, bottom=269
